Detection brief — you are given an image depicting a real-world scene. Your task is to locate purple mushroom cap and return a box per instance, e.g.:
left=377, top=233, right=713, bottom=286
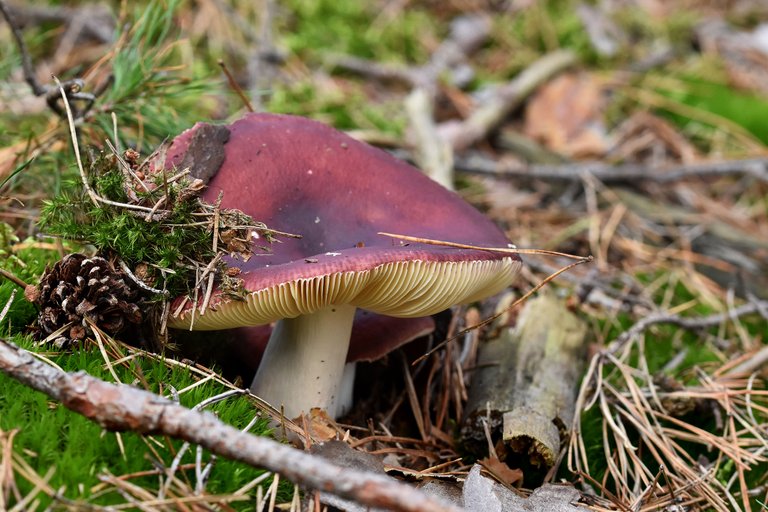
left=164, top=113, right=521, bottom=417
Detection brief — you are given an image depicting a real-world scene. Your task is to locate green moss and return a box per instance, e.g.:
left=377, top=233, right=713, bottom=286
left=38, top=151, right=252, bottom=297
left=0, top=238, right=56, bottom=335
left=0, top=335, right=277, bottom=509
left=279, top=0, right=437, bottom=64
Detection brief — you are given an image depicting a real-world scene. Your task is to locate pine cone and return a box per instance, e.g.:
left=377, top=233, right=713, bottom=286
left=29, top=254, right=145, bottom=347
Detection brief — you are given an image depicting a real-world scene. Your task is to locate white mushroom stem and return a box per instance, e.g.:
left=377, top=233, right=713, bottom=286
left=250, top=304, right=357, bottom=419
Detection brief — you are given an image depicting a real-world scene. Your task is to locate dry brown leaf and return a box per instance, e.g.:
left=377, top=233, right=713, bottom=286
left=524, top=72, right=610, bottom=158
left=302, top=408, right=341, bottom=442
left=478, top=457, right=524, bottom=487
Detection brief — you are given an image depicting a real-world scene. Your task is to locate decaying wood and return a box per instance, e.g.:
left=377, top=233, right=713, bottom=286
left=0, top=338, right=462, bottom=512
left=461, top=293, right=588, bottom=470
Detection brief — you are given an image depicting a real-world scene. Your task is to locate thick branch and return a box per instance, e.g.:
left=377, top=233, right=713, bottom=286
left=461, top=294, right=587, bottom=470
left=0, top=338, right=462, bottom=512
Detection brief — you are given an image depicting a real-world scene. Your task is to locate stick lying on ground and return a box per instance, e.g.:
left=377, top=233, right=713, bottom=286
left=454, top=154, right=768, bottom=184
left=440, top=50, right=577, bottom=151
left=0, top=338, right=462, bottom=512
left=461, top=293, right=588, bottom=472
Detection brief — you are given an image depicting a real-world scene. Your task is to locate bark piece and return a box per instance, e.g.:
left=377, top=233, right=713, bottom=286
left=461, top=293, right=588, bottom=470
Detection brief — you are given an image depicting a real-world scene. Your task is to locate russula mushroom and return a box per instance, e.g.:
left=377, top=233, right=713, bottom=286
left=164, top=113, right=522, bottom=418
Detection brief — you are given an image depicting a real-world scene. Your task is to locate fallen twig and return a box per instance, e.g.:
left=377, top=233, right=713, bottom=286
left=0, top=0, right=45, bottom=96
left=455, top=154, right=768, bottom=183
left=329, top=14, right=491, bottom=93
left=0, top=338, right=462, bottom=512
left=0, top=0, right=98, bottom=118
left=611, top=298, right=768, bottom=352
left=331, top=15, right=492, bottom=189
left=441, top=50, right=577, bottom=150
left=0, top=268, right=28, bottom=290
left=218, top=60, right=255, bottom=112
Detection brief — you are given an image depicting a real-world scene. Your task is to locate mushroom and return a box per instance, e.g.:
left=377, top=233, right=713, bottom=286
left=164, top=113, right=522, bottom=418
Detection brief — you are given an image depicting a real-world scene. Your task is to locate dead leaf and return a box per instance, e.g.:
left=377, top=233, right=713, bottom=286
left=478, top=457, right=524, bottom=487
left=524, top=72, right=610, bottom=158
left=301, top=408, right=340, bottom=442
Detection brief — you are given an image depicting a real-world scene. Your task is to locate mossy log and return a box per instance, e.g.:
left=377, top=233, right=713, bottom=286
left=461, top=293, right=588, bottom=470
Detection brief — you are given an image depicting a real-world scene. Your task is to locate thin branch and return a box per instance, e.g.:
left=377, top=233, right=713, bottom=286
left=218, top=60, right=254, bottom=112
left=611, top=299, right=768, bottom=351
left=0, top=0, right=46, bottom=95
left=329, top=14, right=492, bottom=94
left=1, top=2, right=96, bottom=118
left=455, top=154, right=768, bottom=184
left=0, top=268, right=28, bottom=290
left=329, top=54, right=415, bottom=86
left=0, top=339, right=461, bottom=512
